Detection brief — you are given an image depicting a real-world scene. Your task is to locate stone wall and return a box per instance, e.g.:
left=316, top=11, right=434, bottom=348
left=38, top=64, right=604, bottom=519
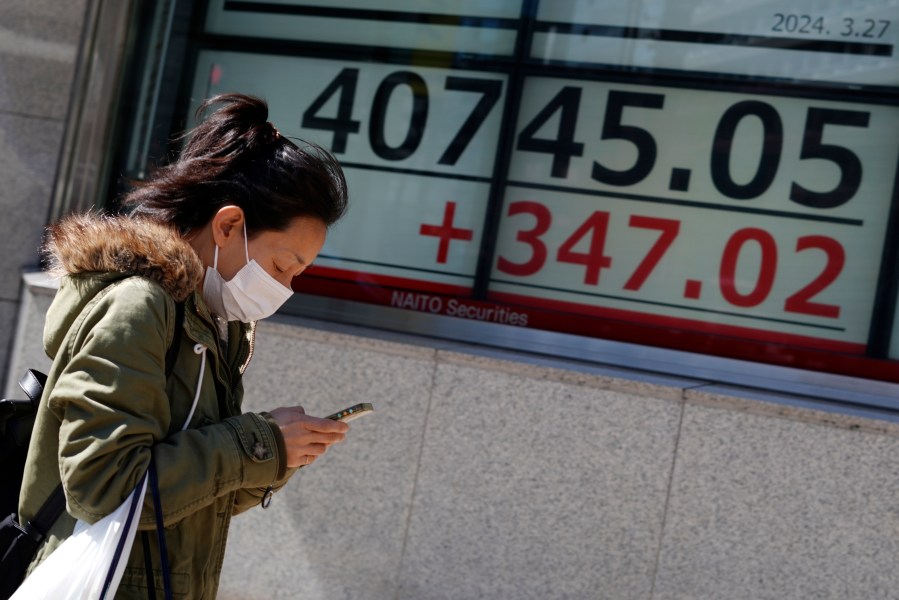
left=0, top=0, right=87, bottom=387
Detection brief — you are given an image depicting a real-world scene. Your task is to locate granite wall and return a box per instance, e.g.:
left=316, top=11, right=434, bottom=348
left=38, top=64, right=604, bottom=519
left=0, top=0, right=88, bottom=388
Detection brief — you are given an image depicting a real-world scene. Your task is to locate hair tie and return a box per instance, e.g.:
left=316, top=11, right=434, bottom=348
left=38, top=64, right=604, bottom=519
left=267, top=122, right=281, bottom=140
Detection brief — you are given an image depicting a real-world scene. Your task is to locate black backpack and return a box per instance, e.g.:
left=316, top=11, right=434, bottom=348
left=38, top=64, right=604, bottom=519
left=0, top=369, right=51, bottom=528
left=0, top=302, right=183, bottom=599
left=0, top=369, right=65, bottom=599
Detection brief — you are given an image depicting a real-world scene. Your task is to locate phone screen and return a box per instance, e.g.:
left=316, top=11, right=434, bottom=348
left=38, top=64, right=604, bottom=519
left=325, top=403, right=373, bottom=422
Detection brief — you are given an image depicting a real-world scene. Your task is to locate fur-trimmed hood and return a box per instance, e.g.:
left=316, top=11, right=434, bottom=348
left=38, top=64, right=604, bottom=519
left=43, top=212, right=203, bottom=302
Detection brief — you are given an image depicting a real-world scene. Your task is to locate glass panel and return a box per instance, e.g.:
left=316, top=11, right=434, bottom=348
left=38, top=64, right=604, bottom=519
left=532, top=0, right=899, bottom=88
left=191, top=50, right=508, bottom=294
left=493, top=75, right=899, bottom=353
left=204, top=0, right=522, bottom=55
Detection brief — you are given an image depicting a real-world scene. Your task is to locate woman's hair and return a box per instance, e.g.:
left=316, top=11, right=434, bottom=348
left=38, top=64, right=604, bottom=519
left=123, top=93, right=348, bottom=235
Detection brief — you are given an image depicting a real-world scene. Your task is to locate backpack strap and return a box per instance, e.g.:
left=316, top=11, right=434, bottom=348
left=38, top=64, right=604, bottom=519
left=18, top=485, right=64, bottom=544
left=163, top=301, right=185, bottom=377
left=18, top=370, right=46, bottom=409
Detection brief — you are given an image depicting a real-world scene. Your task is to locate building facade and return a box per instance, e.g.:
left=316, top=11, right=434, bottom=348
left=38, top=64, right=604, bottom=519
left=3, top=1, right=899, bottom=598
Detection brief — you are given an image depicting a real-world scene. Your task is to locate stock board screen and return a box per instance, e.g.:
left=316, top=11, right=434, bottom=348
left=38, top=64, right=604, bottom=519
left=193, top=0, right=899, bottom=381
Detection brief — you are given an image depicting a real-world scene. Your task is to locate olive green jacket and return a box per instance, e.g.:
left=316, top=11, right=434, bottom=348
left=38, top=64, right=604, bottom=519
left=18, top=214, right=294, bottom=599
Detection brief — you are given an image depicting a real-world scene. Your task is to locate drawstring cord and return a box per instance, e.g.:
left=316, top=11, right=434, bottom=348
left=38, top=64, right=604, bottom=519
left=138, top=344, right=206, bottom=599
left=183, top=343, right=206, bottom=431
left=185, top=341, right=275, bottom=510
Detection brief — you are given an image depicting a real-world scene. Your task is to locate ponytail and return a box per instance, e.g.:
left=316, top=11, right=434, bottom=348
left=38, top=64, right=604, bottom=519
left=123, top=93, right=348, bottom=235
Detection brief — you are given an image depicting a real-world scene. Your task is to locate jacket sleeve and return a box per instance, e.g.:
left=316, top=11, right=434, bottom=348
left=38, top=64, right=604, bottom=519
left=49, top=279, right=284, bottom=526
left=231, top=412, right=299, bottom=515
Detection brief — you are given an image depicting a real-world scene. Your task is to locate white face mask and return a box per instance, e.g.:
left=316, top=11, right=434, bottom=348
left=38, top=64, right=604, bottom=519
left=202, top=223, right=293, bottom=322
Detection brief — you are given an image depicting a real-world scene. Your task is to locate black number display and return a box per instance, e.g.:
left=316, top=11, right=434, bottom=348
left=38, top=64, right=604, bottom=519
left=789, top=108, right=869, bottom=209
left=302, top=68, right=504, bottom=167
left=515, top=86, right=584, bottom=179
left=438, top=77, right=502, bottom=166
left=301, top=67, right=361, bottom=153
left=369, top=71, right=428, bottom=161
left=710, top=101, right=783, bottom=200
left=513, top=81, right=875, bottom=210
left=302, top=69, right=877, bottom=212
left=592, top=91, right=665, bottom=187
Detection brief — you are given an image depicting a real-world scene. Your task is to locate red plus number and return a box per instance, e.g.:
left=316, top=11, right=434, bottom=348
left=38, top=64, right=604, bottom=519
left=419, top=201, right=474, bottom=264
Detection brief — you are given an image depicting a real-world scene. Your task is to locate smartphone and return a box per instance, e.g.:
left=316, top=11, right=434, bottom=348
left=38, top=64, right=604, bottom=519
left=325, top=403, right=374, bottom=422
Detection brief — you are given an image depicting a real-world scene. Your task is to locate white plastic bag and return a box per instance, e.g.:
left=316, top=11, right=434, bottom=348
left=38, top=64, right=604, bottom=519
left=11, top=474, right=148, bottom=600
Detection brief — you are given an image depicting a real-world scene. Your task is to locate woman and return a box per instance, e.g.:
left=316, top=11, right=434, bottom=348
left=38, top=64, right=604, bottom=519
left=17, top=93, right=349, bottom=598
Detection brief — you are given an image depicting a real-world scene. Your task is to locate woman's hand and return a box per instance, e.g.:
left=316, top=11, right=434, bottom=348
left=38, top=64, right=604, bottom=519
left=268, top=406, right=349, bottom=468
